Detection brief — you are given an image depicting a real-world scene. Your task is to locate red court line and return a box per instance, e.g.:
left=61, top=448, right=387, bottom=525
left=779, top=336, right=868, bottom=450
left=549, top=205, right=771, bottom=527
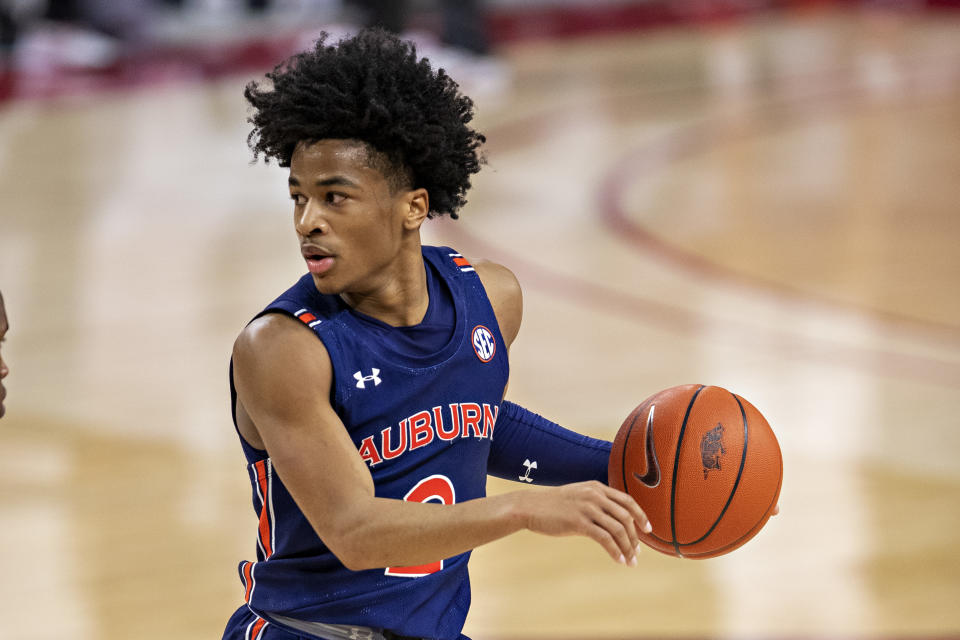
left=597, top=100, right=960, bottom=344
left=446, top=52, right=960, bottom=388
left=589, top=7, right=960, bottom=334
left=443, top=222, right=960, bottom=390
left=483, top=63, right=960, bottom=344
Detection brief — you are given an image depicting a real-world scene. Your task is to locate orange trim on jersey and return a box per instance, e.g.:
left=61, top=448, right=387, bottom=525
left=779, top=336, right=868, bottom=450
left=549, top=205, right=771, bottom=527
left=453, top=257, right=471, bottom=267
left=255, top=460, right=273, bottom=558
left=242, top=561, right=254, bottom=603
left=250, top=617, right=268, bottom=640
left=298, top=312, right=317, bottom=324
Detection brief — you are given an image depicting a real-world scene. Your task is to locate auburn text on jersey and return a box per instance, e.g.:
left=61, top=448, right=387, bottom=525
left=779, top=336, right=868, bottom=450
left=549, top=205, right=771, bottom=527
left=358, top=402, right=498, bottom=466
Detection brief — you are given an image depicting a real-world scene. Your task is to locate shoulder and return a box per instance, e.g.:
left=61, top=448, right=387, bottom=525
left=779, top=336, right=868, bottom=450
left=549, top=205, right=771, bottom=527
left=233, top=313, right=334, bottom=409
left=235, top=311, right=325, bottom=355
left=473, top=259, right=521, bottom=303
left=472, top=259, right=523, bottom=348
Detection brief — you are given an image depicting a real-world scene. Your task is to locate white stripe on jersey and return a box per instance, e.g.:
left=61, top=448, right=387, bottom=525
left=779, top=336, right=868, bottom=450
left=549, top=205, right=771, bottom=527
left=266, top=460, right=277, bottom=558
left=250, top=465, right=267, bottom=559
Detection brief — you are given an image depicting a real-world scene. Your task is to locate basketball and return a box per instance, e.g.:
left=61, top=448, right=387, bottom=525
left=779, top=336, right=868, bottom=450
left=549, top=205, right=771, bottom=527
left=609, top=384, right=782, bottom=558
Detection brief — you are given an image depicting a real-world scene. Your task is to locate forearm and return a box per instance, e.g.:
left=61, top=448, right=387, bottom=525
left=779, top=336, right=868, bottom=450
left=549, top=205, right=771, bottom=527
left=334, top=480, right=653, bottom=570
left=329, top=491, right=528, bottom=571
left=269, top=435, right=533, bottom=571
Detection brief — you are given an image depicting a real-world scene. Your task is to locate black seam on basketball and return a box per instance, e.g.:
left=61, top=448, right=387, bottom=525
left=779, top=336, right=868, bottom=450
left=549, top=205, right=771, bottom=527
left=620, top=409, right=643, bottom=494
left=647, top=532, right=673, bottom=545
left=678, top=390, right=750, bottom=546
left=679, top=467, right=782, bottom=557
left=670, top=385, right=705, bottom=558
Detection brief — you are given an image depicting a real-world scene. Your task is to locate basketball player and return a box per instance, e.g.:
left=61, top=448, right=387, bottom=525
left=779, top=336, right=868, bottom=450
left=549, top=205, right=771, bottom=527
left=0, top=290, right=8, bottom=419
left=223, top=30, right=652, bottom=640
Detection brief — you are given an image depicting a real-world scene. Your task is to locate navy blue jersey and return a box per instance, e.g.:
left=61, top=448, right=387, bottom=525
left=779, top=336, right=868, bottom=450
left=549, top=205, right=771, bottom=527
left=229, top=246, right=509, bottom=640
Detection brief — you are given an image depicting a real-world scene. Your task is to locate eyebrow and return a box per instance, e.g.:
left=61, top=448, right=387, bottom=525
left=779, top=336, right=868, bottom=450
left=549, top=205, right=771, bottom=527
left=288, top=176, right=360, bottom=189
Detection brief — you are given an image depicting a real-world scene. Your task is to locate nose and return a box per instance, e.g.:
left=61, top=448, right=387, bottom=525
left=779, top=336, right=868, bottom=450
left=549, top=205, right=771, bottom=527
left=295, top=199, right=329, bottom=237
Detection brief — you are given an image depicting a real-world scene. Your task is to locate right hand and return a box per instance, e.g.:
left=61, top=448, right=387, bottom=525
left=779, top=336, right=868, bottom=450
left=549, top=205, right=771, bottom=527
left=513, top=481, right=652, bottom=566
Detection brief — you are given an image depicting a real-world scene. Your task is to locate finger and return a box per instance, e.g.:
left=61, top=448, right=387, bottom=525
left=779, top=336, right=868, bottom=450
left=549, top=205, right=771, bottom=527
left=599, top=499, right=640, bottom=552
left=772, top=503, right=780, bottom=516
left=604, top=486, right=652, bottom=534
left=586, top=524, right=624, bottom=564
left=591, top=510, right=637, bottom=565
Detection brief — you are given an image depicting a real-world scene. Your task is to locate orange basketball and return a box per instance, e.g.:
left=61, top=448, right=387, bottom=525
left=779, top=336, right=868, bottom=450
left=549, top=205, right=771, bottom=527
left=609, top=384, right=782, bottom=558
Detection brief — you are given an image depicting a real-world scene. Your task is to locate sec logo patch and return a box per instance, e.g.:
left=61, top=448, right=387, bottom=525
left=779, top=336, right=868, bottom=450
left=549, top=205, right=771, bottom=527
left=471, top=325, right=496, bottom=363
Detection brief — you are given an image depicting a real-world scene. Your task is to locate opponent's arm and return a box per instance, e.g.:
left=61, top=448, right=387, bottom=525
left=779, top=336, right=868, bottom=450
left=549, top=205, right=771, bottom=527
left=233, top=314, right=650, bottom=571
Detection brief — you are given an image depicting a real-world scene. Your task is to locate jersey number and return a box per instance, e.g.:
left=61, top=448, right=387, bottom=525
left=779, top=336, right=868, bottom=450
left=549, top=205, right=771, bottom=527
left=384, top=475, right=456, bottom=578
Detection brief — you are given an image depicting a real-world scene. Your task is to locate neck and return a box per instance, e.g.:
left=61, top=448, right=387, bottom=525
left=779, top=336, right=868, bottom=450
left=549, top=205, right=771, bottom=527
left=340, top=246, right=428, bottom=326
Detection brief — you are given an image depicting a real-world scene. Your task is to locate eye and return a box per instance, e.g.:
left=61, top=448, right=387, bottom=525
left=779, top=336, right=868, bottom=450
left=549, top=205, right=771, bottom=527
left=326, top=192, right=347, bottom=205
left=290, top=193, right=307, bottom=206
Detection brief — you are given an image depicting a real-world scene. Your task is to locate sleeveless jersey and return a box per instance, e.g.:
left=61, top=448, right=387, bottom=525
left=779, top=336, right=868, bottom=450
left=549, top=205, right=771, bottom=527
left=229, top=246, right=509, bottom=640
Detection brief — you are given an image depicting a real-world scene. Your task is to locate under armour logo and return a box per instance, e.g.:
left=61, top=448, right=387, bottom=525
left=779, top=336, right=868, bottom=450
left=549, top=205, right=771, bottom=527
left=354, top=369, right=381, bottom=389
left=519, top=459, right=537, bottom=483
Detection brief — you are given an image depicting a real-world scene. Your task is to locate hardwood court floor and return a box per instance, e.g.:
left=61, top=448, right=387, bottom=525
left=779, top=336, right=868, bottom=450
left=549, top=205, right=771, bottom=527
left=0, top=7, right=958, bottom=639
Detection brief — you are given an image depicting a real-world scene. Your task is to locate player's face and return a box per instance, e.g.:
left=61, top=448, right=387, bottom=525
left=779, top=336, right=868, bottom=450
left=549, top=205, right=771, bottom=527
left=288, top=139, right=424, bottom=297
left=0, top=293, right=8, bottom=418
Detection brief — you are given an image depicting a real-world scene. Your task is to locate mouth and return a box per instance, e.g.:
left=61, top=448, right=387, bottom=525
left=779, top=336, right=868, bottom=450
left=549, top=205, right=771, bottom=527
left=301, top=245, right=336, bottom=275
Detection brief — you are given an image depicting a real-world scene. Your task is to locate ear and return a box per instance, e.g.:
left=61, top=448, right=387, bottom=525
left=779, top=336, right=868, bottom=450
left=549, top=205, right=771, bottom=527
left=402, top=188, right=430, bottom=231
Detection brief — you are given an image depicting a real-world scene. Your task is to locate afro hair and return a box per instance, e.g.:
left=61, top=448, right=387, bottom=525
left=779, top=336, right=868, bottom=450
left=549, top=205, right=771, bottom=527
left=244, top=29, right=486, bottom=219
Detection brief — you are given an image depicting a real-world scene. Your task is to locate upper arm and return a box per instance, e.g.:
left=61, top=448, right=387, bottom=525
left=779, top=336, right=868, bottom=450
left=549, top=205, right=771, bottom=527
left=473, top=259, right=523, bottom=348
left=232, top=314, right=374, bottom=547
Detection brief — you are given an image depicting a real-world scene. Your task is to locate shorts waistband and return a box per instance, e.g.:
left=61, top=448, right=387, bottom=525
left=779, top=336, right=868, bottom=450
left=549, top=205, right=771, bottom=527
left=267, top=613, right=422, bottom=640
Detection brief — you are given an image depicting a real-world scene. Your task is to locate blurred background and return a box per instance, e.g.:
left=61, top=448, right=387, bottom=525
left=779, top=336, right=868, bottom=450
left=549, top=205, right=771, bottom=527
left=1, top=0, right=959, bottom=638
